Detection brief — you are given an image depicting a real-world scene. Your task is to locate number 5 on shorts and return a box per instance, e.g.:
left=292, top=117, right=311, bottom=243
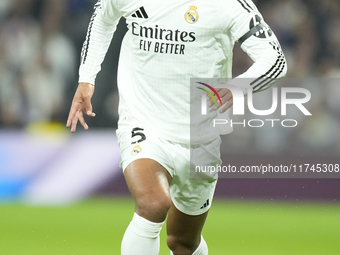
left=131, top=127, right=146, bottom=144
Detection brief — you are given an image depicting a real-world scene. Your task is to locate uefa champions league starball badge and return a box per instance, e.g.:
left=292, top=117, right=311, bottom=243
left=185, top=4, right=199, bottom=24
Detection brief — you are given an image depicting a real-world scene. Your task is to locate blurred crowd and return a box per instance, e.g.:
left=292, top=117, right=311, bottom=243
left=0, top=0, right=118, bottom=129
left=228, top=0, right=340, bottom=156
left=0, top=0, right=74, bottom=127
left=0, top=0, right=339, bottom=155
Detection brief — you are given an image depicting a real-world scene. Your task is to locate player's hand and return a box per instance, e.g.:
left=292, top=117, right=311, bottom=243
left=66, top=82, right=96, bottom=132
left=207, top=87, right=233, bottom=114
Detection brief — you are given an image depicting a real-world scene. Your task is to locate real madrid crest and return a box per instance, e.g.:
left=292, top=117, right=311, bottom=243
left=185, top=4, right=199, bottom=24
left=131, top=145, right=142, bottom=156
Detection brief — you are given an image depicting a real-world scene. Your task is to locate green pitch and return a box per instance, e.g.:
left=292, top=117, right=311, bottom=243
left=1, top=198, right=339, bottom=255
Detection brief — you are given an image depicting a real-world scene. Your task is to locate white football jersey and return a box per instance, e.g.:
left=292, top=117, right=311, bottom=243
left=79, top=0, right=287, bottom=143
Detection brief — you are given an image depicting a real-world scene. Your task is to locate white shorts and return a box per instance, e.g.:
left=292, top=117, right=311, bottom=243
left=116, top=116, right=221, bottom=216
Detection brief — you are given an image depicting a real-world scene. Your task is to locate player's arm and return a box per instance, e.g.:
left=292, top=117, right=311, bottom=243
left=66, top=0, right=122, bottom=132
left=216, top=33, right=287, bottom=113
left=212, top=0, right=287, bottom=113
left=237, top=33, right=287, bottom=93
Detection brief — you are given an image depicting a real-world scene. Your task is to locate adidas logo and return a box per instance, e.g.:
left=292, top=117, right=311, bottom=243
left=200, top=199, right=210, bottom=209
left=131, top=6, right=149, bottom=19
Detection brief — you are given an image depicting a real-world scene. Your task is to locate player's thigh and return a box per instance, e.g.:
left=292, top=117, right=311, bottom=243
left=166, top=202, right=209, bottom=252
left=117, top=117, right=176, bottom=222
left=124, top=158, right=172, bottom=222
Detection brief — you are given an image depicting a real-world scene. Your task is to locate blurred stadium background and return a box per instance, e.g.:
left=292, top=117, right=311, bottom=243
left=0, top=0, right=339, bottom=254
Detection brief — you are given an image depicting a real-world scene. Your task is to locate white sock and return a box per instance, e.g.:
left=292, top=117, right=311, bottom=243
left=170, top=236, right=208, bottom=255
left=121, top=213, right=164, bottom=255
left=192, top=236, right=208, bottom=255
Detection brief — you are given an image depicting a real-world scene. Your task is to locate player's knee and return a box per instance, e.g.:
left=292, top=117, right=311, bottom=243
left=135, top=197, right=171, bottom=222
left=167, top=235, right=198, bottom=255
